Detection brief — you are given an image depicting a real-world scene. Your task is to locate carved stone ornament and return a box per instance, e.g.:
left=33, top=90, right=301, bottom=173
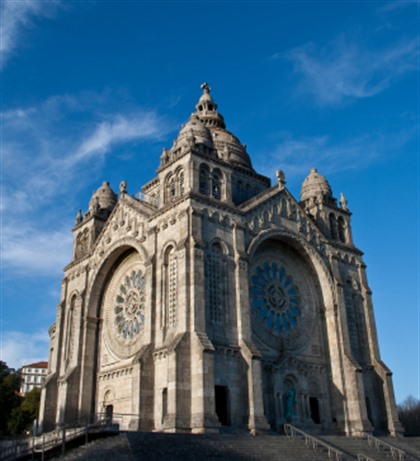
left=104, top=256, right=146, bottom=358
left=250, top=243, right=317, bottom=352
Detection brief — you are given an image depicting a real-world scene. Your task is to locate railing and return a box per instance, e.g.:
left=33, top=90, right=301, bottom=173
left=362, top=433, right=407, bottom=461
left=357, top=454, right=377, bottom=461
left=0, top=413, right=118, bottom=461
left=284, top=424, right=344, bottom=461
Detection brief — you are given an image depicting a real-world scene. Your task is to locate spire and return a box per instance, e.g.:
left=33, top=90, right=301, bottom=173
left=194, top=82, right=226, bottom=128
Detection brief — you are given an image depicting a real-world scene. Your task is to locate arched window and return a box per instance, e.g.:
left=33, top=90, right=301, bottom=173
left=212, top=169, right=222, bottom=200
left=245, top=183, right=252, bottom=201
left=163, top=246, right=177, bottom=328
left=329, top=213, right=337, bottom=240
left=178, top=170, right=185, bottom=196
left=199, top=165, right=209, bottom=195
left=206, top=242, right=225, bottom=323
left=64, top=296, right=76, bottom=367
left=337, top=216, right=346, bottom=243
left=344, top=280, right=362, bottom=362
left=165, top=174, right=176, bottom=203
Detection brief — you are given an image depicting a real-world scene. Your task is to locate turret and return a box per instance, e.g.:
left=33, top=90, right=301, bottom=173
left=72, top=181, right=117, bottom=261
left=300, top=169, right=353, bottom=245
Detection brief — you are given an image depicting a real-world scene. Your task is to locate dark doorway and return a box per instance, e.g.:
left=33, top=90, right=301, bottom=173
left=105, top=404, right=113, bottom=423
left=162, top=388, right=168, bottom=424
left=366, top=397, right=374, bottom=427
left=215, top=386, right=230, bottom=426
left=309, top=397, right=320, bottom=424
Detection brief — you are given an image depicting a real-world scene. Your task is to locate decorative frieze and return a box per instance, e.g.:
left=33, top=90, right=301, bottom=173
left=98, top=366, right=133, bottom=381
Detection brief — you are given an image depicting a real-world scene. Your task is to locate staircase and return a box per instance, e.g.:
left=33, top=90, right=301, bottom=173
left=125, top=432, right=334, bottom=461
left=321, top=435, right=420, bottom=461
left=46, top=431, right=420, bottom=461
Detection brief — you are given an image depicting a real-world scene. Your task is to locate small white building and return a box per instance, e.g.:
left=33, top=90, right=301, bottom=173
left=20, top=361, right=48, bottom=395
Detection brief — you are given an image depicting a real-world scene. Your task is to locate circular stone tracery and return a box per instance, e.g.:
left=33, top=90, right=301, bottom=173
left=114, top=270, right=145, bottom=341
left=250, top=262, right=301, bottom=336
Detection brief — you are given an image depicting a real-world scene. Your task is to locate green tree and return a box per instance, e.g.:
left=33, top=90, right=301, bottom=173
left=0, top=361, right=21, bottom=436
left=8, top=388, right=41, bottom=435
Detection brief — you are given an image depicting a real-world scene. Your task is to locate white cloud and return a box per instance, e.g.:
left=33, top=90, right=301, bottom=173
left=1, top=91, right=169, bottom=276
left=287, top=36, right=418, bottom=105
left=0, top=0, right=62, bottom=69
left=72, top=113, right=162, bottom=164
left=1, top=93, right=167, bottom=211
left=1, top=330, right=50, bottom=370
left=256, top=127, right=415, bottom=181
left=1, top=225, right=73, bottom=276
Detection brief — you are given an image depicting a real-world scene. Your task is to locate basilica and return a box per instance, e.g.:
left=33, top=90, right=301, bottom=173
left=39, top=84, right=402, bottom=436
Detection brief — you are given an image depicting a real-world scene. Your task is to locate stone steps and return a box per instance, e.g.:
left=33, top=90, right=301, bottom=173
left=379, top=436, right=420, bottom=459
left=125, top=432, right=335, bottom=461
left=321, top=435, right=418, bottom=461
left=49, top=431, right=420, bottom=461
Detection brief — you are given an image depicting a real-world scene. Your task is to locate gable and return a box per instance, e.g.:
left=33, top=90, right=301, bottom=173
left=92, top=197, right=153, bottom=258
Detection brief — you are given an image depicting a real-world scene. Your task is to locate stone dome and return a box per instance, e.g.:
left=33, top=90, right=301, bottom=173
left=210, top=126, right=252, bottom=169
left=89, top=181, right=117, bottom=211
left=169, top=84, right=254, bottom=170
left=300, top=168, right=332, bottom=202
left=174, top=115, right=214, bottom=150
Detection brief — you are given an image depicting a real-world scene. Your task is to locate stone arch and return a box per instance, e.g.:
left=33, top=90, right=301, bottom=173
left=78, top=239, right=151, bottom=424
left=247, top=228, right=335, bottom=312
left=199, top=163, right=210, bottom=195
left=329, top=213, right=337, bottom=240
left=247, top=229, right=346, bottom=430
left=337, top=216, right=346, bottom=243
left=162, top=242, right=178, bottom=329
left=207, top=237, right=233, bottom=257
left=176, top=167, right=185, bottom=196
left=87, top=239, right=149, bottom=318
left=212, top=168, right=223, bottom=200
left=164, top=172, right=176, bottom=203
left=64, top=292, right=78, bottom=368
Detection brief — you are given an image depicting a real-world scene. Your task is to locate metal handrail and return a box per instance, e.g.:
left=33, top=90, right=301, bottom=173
left=357, top=454, right=377, bottom=461
left=0, top=413, right=116, bottom=461
left=284, top=423, right=344, bottom=461
left=362, top=433, right=407, bottom=460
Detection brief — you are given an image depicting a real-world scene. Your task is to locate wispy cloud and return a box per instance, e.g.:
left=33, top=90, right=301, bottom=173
left=378, top=1, right=418, bottom=14
left=0, top=0, right=62, bottom=69
left=1, top=91, right=169, bottom=276
left=286, top=36, right=418, bottom=106
left=256, top=127, right=415, bottom=181
left=1, top=225, right=73, bottom=276
left=1, top=330, right=50, bottom=369
left=72, top=113, right=162, bottom=164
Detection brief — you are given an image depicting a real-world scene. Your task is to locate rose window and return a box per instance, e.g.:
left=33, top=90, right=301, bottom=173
left=114, top=270, right=145, bottom=341
left=250, top=262, right=301, bottom=336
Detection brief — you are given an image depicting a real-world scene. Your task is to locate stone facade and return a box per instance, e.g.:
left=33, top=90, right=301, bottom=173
left=39, top=84, right=402, bottom=436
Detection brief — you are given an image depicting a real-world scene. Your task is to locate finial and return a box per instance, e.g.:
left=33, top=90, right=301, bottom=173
left=75, top=209, right=83, bottom=225
left=276, top=170, right=286, bottom=188
left=119, top=180, right=127, bottom=198
left=201, top=82, right=211, bottom=94
left=340, top=192, right=348, bottom=211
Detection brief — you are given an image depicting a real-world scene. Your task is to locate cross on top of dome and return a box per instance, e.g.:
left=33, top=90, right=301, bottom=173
left=201, top=82, right=211, bottom=93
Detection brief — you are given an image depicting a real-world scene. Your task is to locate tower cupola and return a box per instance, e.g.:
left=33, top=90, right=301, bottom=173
left=195, top=83, right=226, bottom=129
left=300, top=168, right=333, bottom=203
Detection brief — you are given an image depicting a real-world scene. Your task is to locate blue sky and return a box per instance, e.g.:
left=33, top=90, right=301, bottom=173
left=0, top=0, right=418, bottom=404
